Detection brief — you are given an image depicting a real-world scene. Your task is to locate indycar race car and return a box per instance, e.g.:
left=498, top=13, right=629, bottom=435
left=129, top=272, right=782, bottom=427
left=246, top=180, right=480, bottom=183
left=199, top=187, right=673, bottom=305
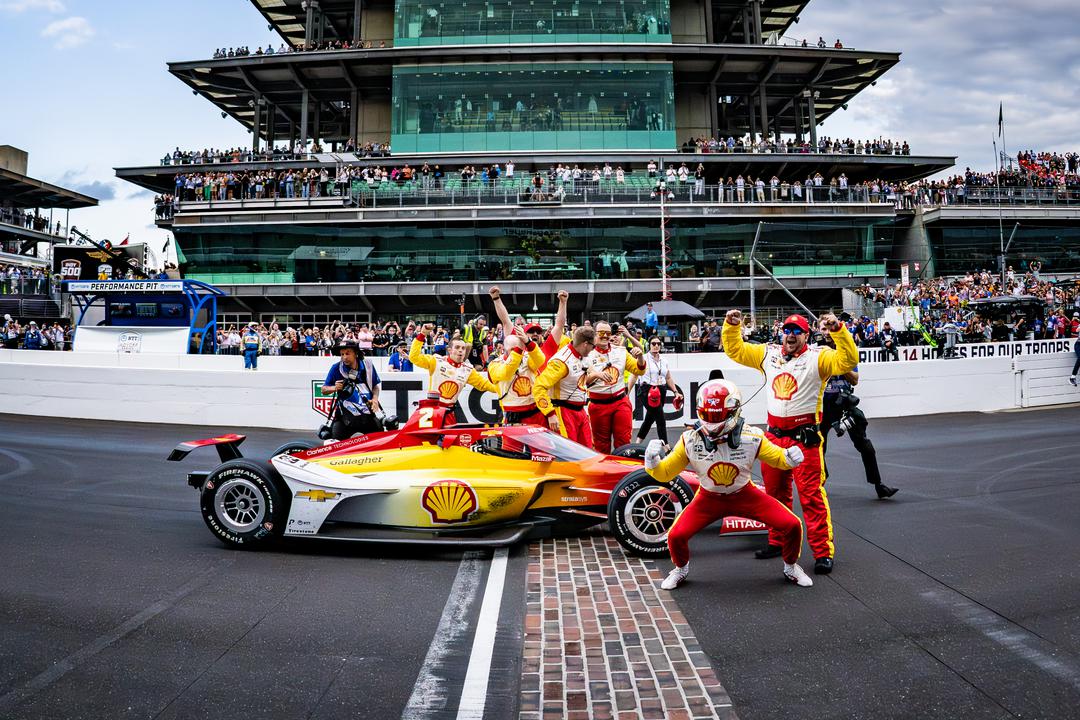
left=170, top=404, right=704, bottom=556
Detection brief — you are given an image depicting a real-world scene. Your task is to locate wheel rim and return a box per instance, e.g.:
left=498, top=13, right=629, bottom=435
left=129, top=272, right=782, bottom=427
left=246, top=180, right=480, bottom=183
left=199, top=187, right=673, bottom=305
left=214, top=478, right=266, bottom=533
left=622, top=485, right=684, bottom=545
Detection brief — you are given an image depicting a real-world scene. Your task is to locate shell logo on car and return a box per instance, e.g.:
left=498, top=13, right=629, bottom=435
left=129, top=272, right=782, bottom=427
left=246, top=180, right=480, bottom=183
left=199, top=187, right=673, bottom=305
left=771, top=372, right=799, bottom=401
left=421, top=479, right=478, bottom=523
left=511, top=375, right=533, bottom=395
left=438, top=380, right=459, bottom=400
left=706, top=462, right=740, bottom=487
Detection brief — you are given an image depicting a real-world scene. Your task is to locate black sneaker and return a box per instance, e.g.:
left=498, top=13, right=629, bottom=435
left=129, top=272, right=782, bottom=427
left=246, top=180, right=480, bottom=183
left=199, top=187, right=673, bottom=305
left=814, top=557, right=834, bottom=574
left=754, top=544, right=783, bottom=559
left=875, top=484, right=899, bottom=499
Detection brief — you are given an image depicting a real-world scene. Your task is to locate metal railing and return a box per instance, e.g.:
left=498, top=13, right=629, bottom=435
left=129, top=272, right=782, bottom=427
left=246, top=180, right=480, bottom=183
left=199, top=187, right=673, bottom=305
left=916, top=186, right=1080, bottom=207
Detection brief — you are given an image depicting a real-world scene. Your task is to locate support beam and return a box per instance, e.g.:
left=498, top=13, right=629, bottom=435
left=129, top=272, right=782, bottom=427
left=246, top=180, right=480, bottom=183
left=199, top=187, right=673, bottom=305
left=252, top=96, right=262, bottom=152
left=300, top=89, right=310, bottom=147
left=304, top=0, right=318, bottom=46
left=750, top=0, right=762, bottom=44
left=353, top=0, right=363, bottom=42
left=807, top=91, right=818, bottom=146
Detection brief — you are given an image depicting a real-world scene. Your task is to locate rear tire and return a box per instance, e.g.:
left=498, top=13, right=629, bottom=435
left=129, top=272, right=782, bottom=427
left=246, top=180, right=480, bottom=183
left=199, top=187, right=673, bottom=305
left=611, top=442, right=648, bottom=460
left=199, top=459, right=287, bottom=549
left=271, top=439, right=319, bottom=457
left=607, top=469, right=694, bottom=557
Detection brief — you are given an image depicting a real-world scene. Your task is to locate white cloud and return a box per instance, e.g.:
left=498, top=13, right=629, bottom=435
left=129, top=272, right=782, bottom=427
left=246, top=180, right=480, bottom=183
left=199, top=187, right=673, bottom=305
left=40, top=15, right=94, bottom=49
left=0, top=0, right=64, bottom=12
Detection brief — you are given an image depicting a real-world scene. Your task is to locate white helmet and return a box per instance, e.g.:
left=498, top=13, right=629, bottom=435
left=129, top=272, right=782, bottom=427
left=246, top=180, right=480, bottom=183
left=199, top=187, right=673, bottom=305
left=696, top=379, right=743, bottom=439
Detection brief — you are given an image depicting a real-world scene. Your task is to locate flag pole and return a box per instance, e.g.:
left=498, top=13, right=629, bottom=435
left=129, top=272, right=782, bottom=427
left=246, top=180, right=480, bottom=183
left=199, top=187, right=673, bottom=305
left=994, top=134, right=1006, bottom=293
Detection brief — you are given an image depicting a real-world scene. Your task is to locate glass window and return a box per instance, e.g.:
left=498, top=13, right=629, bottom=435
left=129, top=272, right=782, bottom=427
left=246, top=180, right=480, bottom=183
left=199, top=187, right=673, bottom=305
left=394, top=0, right=671, bottom=45
left=392, top=62, right=675, bottom=152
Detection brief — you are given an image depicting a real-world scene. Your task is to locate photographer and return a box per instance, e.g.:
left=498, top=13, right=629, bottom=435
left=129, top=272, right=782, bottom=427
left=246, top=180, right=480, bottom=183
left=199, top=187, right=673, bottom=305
left=321, top=339, right=382, bottom=440
left=879, top=321, right=899, bottom=361
left=817, top=320, right=898, bottom=500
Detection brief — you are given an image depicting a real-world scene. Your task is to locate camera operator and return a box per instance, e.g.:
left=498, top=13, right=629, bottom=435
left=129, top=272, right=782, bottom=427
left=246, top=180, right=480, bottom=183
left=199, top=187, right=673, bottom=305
left=879, top=321, right=899, bottom=361
left=817, top=320, right=898, bottom=500
left=321, top=339, right=382, bottom=440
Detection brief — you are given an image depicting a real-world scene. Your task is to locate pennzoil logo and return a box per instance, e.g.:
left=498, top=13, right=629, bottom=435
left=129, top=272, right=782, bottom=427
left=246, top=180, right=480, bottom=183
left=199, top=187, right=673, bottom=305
left=421, top=479, right=478, bottom=524
left=511, top=375, right=533, bottom=396
left=706, top=462, right=740, bottom=487
left=771, top=373, right=799, bottom=401
left=438, top=380, right=459, bottom=400
left=296, top=489, right=340, bottom=502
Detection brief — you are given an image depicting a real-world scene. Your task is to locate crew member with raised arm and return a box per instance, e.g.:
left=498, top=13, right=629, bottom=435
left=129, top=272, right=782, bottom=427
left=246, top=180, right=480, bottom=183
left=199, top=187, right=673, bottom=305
left=586, top=321, right=645, bottom=453
left=488, top=286, right=569, bottom=362
left=487, top=324, right=548, bottom=426
left=532, top=326, right=598, bottom=446
left=410, top=323, right=498, bottom=423
left=721, top=309, right=857, bottom=575
left=646, top=379, right=813, bottom=590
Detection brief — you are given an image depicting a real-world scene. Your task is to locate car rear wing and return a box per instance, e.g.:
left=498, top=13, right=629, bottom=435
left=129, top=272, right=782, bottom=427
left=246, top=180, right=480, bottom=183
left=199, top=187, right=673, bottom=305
left=167, top=434, right=247, bottom=463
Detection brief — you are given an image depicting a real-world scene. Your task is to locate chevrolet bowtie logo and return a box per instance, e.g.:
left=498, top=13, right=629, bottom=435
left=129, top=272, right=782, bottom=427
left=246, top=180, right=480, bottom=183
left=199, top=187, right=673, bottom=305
left=296, top=489, right=340, bottom=502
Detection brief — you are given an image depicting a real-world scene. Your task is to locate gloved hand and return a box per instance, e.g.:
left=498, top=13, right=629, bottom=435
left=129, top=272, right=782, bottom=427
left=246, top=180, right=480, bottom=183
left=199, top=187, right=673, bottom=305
left=644, top=439, right=666, bottom=470
left=783, top=445, right=804, bottom=468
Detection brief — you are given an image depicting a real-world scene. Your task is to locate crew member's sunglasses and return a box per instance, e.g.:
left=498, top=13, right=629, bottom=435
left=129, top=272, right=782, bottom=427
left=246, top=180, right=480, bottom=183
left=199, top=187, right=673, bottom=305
left=781, top=327, right=804, bottom=336
left=650, top=342, right=662, bottom=347
left=596, top=331, right=612, bottom=338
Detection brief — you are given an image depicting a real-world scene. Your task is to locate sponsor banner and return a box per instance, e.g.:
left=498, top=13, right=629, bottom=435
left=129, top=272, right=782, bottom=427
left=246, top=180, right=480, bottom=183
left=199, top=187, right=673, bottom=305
left=857, top=339, right=1074, bottom=364
left=53, top=245, right=145, bottom=281
left=66, top=280, right=184, bottom=293
left=73, top=326, right=191, bottom=354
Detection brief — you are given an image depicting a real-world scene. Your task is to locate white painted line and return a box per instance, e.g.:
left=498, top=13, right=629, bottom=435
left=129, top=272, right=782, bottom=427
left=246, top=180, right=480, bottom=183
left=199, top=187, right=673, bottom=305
left=456, top=547, right=510, bottom=720
left=402, top=551, right=484, bottom=720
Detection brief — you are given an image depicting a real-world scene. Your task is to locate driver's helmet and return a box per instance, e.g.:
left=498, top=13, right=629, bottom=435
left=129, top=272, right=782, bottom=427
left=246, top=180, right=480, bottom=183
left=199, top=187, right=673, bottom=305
left=696, top=379, right=742, bottom=439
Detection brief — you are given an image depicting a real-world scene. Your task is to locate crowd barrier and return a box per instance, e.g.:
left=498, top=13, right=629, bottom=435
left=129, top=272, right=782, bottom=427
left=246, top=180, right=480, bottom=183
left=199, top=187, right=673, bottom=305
left=0, top=347, right=1077, bottom=432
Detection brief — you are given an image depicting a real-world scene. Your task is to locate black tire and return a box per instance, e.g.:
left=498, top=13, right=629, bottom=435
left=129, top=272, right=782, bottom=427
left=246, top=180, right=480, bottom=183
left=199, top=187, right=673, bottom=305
left=199, top=459, right=288, bottom=549
left=271, top=439, right=319, bottom=457
left=607, top=469, right=694, bottom=557
left=611, top=442, right=648, bottom=459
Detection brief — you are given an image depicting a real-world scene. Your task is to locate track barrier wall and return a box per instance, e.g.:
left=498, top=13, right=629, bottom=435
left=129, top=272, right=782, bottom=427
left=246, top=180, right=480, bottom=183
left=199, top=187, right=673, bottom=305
left=0, top=347, right=1077, bottom=431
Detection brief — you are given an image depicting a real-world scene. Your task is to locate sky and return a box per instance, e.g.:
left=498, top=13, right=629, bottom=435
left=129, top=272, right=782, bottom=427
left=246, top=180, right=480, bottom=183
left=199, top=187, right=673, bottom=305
left=1, top=0, right=1078, bottom=252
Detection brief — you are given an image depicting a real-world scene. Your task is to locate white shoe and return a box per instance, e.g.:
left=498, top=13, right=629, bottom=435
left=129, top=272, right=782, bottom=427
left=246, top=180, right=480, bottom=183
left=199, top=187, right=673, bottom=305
left=661, top=565, right=689, bottom=590
left=783, top=562, right=813, bottom=587
left=1070, top=376, right=1077, bottom=386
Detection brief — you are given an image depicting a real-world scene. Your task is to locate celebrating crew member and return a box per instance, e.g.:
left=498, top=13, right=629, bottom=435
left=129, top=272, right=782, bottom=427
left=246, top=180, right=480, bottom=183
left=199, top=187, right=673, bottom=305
left=587, top=322, right=645, bottom=453
left=411, top=323, right=498, bottom=423
left=645, top=380, right=813, bottom=590
left=487, top=325, right=547, bottom=425
left=722, top=309, right=857, bottom=574
left=241, top=322, right=261, bottom=371
left=321, top=339, right=382, bottom=440
left=635, top=337, right=683, bottom=445
left=488, top=286, right=569, bottom=362
left=533, top=326, right=598, bottom=446
left=818, top=320, right=899, bottom=499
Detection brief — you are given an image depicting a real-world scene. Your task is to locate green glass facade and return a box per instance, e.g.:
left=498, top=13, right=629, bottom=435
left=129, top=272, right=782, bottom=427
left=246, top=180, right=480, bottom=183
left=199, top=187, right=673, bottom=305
left=178, top=219, right=894, bottom=284
left=926, top=223, right=1080, bottom=276
left=391, top=62, right=675, bottom=153
left=393, top=0, right=671, bottom=45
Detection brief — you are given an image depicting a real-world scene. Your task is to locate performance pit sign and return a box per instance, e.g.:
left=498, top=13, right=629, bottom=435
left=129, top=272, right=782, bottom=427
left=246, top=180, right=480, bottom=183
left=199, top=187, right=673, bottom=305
left=859, top=338, right=1075, bottom=363
left=65, top=280, right=184, bottom=293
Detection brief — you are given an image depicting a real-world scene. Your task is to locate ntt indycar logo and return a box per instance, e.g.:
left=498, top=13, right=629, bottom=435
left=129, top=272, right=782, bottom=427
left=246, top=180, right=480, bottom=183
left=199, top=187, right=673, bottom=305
left=859, top=339, right=1074, bottom=363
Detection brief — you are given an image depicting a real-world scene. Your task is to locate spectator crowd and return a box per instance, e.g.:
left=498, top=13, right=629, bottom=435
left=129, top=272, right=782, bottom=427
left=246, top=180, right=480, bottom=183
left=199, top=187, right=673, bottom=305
left=211, top=38, right=387, bottom=59
left=1, top=315, right=70, bottom=350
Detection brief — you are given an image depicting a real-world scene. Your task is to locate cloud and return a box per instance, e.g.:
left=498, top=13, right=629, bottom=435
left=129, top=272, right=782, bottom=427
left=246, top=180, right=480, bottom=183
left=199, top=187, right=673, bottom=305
left=0, top=0, right=64, bottom=12
left=55, top=172, right=116, bottom=201
left=40, top=15, right=93, bottom=49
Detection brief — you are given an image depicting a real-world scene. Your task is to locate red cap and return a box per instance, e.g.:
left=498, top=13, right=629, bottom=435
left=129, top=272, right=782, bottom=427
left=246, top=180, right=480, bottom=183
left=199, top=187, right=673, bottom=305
left=782, top=315, right=810, bottom=333
left=523, top=323, right=543, bottom=333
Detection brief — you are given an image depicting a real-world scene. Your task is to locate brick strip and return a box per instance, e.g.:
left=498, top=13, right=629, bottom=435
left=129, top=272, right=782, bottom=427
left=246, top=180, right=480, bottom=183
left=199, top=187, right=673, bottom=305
left=519, top=534, right=737, bottom=720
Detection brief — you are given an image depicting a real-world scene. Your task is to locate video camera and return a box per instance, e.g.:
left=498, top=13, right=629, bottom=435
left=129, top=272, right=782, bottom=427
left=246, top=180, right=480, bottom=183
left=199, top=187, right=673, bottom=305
left=830, top=390, right=867, bottom=438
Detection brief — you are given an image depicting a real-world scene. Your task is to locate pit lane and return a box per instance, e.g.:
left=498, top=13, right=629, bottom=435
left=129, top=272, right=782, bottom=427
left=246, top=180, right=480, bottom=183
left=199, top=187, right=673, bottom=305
left=1, top=407, right=1079, bottom=719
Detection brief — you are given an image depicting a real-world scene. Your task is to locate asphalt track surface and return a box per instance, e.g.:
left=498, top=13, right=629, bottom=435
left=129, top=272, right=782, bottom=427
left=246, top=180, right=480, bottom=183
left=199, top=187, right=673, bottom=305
left=1, top=406, right=1078, bottom=719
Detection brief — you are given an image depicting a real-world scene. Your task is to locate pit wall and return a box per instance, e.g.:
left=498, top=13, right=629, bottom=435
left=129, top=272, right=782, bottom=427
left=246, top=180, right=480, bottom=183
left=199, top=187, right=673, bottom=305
left=2, top=345, right=1076, bottom=432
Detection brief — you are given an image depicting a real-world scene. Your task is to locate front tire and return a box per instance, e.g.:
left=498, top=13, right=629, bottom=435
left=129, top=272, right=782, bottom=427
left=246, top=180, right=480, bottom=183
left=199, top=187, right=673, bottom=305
left=611, top=442, right=648, bottom=459
left=608, top=469, right=693, bottom=557
left=199, top=459, right=287, bottom=549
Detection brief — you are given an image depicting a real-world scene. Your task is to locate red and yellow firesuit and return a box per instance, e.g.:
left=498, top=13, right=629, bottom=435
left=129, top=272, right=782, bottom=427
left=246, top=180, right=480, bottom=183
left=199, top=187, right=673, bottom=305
left=410, top=335, right=498, bottom=411
left=721, top=321, right=857, bottom=559
left=487, top=340, right=547, bottom=426
left=648, top=425, right=803, bottom=567
left=585, top=344, right=645, bottom=453
left=532, top=342, right=592, bottom=447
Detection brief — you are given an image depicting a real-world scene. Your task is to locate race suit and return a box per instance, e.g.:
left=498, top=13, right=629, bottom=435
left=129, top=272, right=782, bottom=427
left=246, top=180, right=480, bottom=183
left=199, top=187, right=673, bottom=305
left=410, top=336, right=498, bottom=423
left=585, top=345, right=645, bottom=453
left=722, top=321, right=858, bottom=559
left=648, top=426, right=803, bottom=567
left=533, top=342, right=592, bottom=447
left=487, top=341, right=547, bottom=426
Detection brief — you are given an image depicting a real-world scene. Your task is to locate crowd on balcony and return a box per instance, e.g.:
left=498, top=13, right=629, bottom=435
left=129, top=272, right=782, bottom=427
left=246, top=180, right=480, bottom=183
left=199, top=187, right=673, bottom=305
left=680, top=134, right=911, bottom=156
left=160, top=138, right=390, bottom=166
left=0, top=265, right=51, bottom=295
left=211, top=39, right=387, bottom=59
left=0, top=207, right=67, bottom=236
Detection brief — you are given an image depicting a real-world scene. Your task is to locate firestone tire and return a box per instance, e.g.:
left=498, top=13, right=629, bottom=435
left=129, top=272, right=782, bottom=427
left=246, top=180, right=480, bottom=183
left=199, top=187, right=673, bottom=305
left=611, top=442, right=648, bottom=460
left=271, top=439, right=319, bottom=457
left=607, top=469, right=694, bottom=557
left=199, top=459, right=287, bottom=549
